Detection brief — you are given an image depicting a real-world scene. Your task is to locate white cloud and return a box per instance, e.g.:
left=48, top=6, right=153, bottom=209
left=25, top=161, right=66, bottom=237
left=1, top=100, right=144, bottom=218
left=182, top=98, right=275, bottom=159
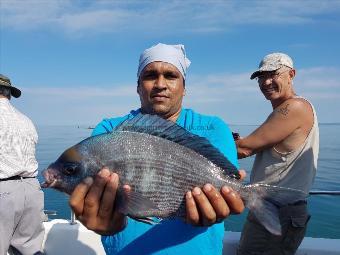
left=186, top=66, right=340, bottom=104
left=0, top=0, right=70, bottom=29
left=304, top=92, right=340, bottom=99
left=20, top=66, right=339, bottom=103
left=58, top=9, right=132, bottom=34
left=295, top=67, right=340, bottom=89
left=15, top=83, right=138, bottom=126
left=184, top=66, right=340, bottom=124
left=21, top=84, right=136, bottom=98
left=186, top=72, right=257, bottom=105
left=2, top=0, right=340, bottom=36
left=16, top=65, right=339, bottom=125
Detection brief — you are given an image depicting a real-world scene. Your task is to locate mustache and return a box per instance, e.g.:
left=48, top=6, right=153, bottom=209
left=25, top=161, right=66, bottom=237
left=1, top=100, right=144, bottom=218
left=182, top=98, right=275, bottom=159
left=150, top=92, right=169, bottom=98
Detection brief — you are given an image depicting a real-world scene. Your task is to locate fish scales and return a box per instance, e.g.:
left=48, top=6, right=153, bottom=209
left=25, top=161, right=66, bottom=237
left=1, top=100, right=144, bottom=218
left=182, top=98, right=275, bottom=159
left=89, top=132, right=228, bottom=217
left=42, top=113, right=308, bottom=235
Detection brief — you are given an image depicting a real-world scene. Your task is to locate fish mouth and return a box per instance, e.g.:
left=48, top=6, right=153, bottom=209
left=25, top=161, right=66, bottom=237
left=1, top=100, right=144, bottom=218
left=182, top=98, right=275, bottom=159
left=40, top=168, right=60, bottom=189
left=40, top=179, right=58, bottom=188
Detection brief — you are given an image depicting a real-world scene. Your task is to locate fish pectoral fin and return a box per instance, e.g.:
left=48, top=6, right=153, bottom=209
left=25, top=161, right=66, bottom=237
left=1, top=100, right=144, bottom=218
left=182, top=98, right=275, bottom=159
left=129, top=216, right=162, bottom=225
left=116, top=188, right=159, bottom=216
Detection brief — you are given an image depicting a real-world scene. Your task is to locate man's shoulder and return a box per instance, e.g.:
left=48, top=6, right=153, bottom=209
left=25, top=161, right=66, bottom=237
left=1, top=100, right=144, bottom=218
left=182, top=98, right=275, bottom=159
left=92, top=109, right=140, bottom=136
left=182, top=108, right=227, bottom=125
left=275, top=97, right=314, bottom=120
left=0, top=103, right=37, bottom=138
left=181, top=108, right=231, bottom=139
left=10, top=105, right=36, bottom=129
left=181, top=109, right=238, bottom=167
left=291, top=97, right=315, bottom=111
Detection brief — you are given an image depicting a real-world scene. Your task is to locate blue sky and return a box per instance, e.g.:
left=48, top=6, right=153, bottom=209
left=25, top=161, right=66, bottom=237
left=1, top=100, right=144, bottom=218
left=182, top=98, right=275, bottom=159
left=1, top=0, right=340, bottom=126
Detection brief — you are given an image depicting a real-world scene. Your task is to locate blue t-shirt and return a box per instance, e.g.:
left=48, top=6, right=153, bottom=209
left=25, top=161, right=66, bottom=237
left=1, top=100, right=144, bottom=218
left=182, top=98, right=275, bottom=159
left=92, top=108, right=239, bottom=255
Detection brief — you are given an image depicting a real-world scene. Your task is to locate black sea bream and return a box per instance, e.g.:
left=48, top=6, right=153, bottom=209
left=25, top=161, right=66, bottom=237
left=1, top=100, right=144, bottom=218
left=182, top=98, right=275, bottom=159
left=42, top=113, right=306, bottom=235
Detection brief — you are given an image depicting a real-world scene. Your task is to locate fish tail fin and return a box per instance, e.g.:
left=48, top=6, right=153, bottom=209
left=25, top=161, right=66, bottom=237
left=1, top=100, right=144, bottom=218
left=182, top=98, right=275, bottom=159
left=241, top=183, right=307, bottom=235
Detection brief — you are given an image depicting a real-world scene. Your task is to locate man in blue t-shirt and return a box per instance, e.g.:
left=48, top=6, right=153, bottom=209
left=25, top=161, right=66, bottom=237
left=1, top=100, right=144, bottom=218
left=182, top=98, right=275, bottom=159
left=69, top=43, right=245, bottom=255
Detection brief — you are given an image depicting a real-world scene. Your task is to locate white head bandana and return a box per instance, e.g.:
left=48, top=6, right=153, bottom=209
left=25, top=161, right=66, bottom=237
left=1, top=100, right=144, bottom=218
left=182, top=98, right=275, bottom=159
left=137, top=43, right=191, bottom=80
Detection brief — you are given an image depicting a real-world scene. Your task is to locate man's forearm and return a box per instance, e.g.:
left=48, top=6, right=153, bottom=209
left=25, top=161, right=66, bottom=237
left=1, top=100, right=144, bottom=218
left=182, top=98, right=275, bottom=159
left=236, top=139, right=255, bottom=159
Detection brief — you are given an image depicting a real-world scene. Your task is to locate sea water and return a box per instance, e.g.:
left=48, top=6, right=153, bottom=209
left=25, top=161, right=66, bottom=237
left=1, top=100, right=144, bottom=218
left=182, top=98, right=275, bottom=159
left=37, top=124, right=340, bottom=239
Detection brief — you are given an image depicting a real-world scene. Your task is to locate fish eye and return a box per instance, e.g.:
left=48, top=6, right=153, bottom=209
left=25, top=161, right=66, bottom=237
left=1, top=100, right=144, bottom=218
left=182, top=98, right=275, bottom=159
left=63, top=164, right=80, bottom=176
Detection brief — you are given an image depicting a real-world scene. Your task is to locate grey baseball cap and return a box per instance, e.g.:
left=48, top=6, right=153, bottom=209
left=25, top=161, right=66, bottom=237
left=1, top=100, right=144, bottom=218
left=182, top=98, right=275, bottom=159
left=0, top=74, right=21, bottom=98
left=250, top=53, right=294, bottom=80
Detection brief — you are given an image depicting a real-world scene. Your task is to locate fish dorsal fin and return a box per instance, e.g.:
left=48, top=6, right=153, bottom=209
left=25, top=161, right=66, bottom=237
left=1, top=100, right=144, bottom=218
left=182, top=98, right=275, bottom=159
left=115, top=113, right=239, bottom=178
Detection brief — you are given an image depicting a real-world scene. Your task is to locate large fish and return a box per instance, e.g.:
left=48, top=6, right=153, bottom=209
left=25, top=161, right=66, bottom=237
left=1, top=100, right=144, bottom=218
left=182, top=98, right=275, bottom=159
left=41, top=113, right=306, bottom=235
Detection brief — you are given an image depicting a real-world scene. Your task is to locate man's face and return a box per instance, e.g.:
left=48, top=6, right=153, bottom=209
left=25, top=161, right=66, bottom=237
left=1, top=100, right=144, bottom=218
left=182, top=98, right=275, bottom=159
left=137, top=61, right=185, bottom=120
left=257, top=67, right=294, bottom=101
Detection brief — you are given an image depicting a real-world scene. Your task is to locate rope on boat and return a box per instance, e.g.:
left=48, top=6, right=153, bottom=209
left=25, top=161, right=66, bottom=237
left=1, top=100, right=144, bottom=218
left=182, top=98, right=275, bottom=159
left=309, top=190, right=340, bottom=195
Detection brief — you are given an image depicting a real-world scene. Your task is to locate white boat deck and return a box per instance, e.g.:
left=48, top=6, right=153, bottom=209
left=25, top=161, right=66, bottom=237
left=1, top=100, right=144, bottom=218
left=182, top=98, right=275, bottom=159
left=40, top=219, right=340, bottom=255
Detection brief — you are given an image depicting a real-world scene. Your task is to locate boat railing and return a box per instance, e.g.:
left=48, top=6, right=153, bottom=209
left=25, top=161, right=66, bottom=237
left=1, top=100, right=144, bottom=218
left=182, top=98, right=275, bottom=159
left=309, top=190, right=340, bottom=195
left=70, top=210, right=77, bottom=225
left=43, top=210, right=57, bottom=222
left=43, top=190, right=340, bottom=224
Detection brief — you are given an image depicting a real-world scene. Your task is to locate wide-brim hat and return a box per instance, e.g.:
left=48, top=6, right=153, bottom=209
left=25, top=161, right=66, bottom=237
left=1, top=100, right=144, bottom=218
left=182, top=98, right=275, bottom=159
left=250, top=53, right=294, bottom=80
left=0, top=74, right=21, bottom=98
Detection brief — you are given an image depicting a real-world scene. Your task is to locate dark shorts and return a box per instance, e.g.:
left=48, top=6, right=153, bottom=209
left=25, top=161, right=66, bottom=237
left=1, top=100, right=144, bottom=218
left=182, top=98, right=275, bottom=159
left=237, top=202, right=310, bottom=255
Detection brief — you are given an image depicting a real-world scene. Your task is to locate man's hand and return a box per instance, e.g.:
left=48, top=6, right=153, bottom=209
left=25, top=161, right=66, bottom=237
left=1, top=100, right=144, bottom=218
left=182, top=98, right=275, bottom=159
left=69, top=168, right=126, bottom=235
left=70, top=168, right=247, bottom=230
left=185, top=170, right=246, bottom=227
left=232, top=132, right=241, bottom=141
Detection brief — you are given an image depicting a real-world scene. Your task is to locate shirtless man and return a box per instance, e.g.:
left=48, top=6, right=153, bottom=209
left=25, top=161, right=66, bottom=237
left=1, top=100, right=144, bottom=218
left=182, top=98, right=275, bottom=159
left=236, top=53, right=319, bottom=255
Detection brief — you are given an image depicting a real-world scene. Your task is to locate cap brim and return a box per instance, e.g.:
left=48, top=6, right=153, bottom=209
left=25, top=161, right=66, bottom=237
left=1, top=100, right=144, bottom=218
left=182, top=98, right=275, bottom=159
left=250, top=66, right=283, bottom=80
left=11, top=87, right=21, bottom=98
left=250, top=70, right=261, bottom=80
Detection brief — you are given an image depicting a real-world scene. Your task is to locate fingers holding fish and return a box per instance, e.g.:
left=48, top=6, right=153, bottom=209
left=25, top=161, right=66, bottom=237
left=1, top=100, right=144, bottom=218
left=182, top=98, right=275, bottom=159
left=186, top=187, right=218, bottom=226
left=221, top=186, right=244, bottom=214
left=69, top=176, right=94, bottom=217
left=97, top=172, right=119, bottom=220
left=185, top=191, right=201, bottom=225
left=186, top=185, right=244, bottom=227
left=82, top=168, right=111, bottom=220
left=77, top=168, right=110, bottom=232
left=96, top=172, right=127, bottom=235
left=67, top=167, right=129, bottom=235
left=202, top=184, right=230, bottom=221
left=238, top=169, right=247, bottom=181
left=191, top=187, right=217, bottom=226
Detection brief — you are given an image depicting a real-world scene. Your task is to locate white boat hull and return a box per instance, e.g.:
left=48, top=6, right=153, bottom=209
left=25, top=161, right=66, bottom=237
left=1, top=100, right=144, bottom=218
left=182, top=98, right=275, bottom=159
left=10, top=219, right=340, bottom=255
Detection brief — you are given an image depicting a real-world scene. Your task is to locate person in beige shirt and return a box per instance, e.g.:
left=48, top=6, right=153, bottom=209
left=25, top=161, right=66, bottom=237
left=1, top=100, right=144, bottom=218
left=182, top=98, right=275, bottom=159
left=235, top=53, right=319, bottom=255
left=0, top=74, right=44, bottom=255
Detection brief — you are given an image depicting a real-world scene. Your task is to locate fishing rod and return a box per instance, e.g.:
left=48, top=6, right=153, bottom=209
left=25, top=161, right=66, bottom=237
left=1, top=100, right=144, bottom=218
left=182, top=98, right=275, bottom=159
left=309, top=190, right=340, bottom=195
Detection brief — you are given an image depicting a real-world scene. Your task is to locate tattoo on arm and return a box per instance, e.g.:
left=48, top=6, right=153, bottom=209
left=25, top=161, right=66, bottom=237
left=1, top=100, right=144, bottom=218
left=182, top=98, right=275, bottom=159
left=277, top=104, right=290, bottom=116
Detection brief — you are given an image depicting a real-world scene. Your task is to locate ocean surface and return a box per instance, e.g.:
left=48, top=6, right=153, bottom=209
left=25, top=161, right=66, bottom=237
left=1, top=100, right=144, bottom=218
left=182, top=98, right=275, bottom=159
left=37, top=124, right=340, bottom=239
